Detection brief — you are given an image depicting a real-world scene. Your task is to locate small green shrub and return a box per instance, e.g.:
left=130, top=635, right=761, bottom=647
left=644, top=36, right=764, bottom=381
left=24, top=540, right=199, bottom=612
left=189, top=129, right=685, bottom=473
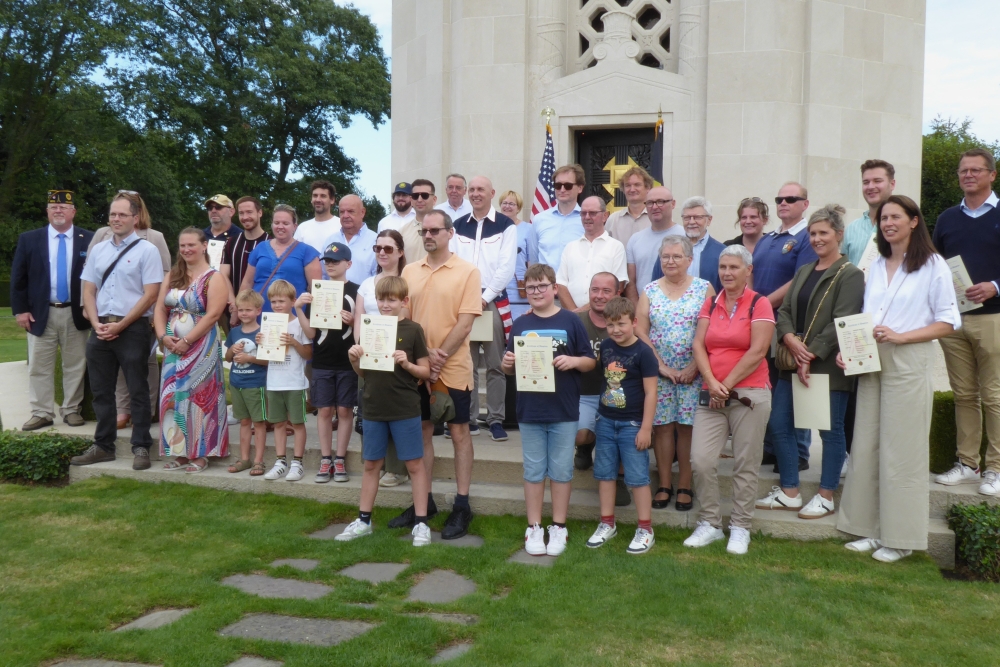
left=929, top=392, right=989, bottom=474
left=0, top=430, right=90, bottom=483
left=948, top=502, right=1000, bottom=582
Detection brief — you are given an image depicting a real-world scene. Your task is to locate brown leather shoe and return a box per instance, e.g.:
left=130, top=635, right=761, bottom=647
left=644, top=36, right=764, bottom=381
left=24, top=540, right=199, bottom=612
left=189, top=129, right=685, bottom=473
left=70, top=444, right=116, bottom=466
left=117, top=415, right=132, bottom=429
left=22, top=416, right=53, bottom=431
left=63, top=413, right=85, bottom=427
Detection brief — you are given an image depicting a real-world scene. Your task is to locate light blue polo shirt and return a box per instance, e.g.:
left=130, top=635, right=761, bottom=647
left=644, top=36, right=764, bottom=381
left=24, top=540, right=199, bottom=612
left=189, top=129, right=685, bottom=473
left=80, top=231, right=164, bottom=317
left=526, top=205, right=583, bottom=272
left=842, top=211, right=874, bottom=266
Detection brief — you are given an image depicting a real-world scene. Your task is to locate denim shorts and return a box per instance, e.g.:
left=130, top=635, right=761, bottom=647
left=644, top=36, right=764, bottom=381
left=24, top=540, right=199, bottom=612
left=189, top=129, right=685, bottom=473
left=519, top=421, right=577, bottom=483
left=594, top=415, right=650, bottom=488
left=577, top=395, right=599, bottom=434
left=361, top=416, right=424, bottom=461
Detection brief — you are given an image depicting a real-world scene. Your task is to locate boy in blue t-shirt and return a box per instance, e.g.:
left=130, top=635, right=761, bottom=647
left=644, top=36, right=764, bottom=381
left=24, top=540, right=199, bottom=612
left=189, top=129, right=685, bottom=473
left=224, top=289, right=269, bottom=476
left=585, top=297, right=659, bottom=555
left=502, top=264, right=595, bottom=558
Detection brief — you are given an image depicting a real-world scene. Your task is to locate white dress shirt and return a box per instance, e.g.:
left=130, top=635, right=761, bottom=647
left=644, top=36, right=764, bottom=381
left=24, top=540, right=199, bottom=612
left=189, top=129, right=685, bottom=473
left=48, top=224, right=75, bottom=303
left=435, top=198, right=472, bottom=222
left=451, top=206, right=518, bottom=304
left=864, top=254, right=961, bottom=334
left=960, top=191, right=999, bottom=218
left=377, top=207, right=416, bottom=232
left=555, top=231, right=628, bottom=306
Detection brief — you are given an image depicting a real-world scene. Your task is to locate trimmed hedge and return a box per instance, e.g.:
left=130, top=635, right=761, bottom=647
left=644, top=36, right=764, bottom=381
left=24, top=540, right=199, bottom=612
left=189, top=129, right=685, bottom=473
left=930, top=392, right=990, bottom=474
left=948, top=502, right=1000, bottom=582
left=0, top=430, right=90, bottom=483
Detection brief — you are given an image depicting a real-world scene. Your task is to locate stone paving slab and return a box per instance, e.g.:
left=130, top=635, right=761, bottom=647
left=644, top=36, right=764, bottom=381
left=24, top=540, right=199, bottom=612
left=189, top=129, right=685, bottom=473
left=52, top=662, right=159, bottom=667
left=338, top=562, right=408, bottom=584
left=226, top=658, right=283, bottom=667
left=114, top=608, right=194, bottom=631
left=507, top=550, right=557, bottom=567
left=308, top=523, right=350, bottom=540
left=397, top=531, right=484, bottom=548
left=406, top=570, right=477, bottom=604
left=219, top=613, right=375, bottom=647
left=221, top=574, right=332, bottom=600
left=406, top=612, right=478, bottom=625
left=271, top=558, right=319, bottom=572
left=431, top=644, right=473, bottom=663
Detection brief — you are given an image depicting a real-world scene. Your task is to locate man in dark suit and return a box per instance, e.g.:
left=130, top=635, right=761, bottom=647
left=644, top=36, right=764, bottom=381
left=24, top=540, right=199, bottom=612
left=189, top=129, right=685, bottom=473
left=11, top=190, right=94, bottom=430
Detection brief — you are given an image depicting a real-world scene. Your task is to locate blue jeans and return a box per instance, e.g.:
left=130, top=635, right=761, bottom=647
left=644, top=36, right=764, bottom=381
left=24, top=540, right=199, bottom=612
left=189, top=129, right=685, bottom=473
left=764, top=357, right=811, bottom=460
left=519, top=421, right=577, bottom=483
left=593, top=416, right=650, bottom=488
left=772, top=379, right=849, bottom=491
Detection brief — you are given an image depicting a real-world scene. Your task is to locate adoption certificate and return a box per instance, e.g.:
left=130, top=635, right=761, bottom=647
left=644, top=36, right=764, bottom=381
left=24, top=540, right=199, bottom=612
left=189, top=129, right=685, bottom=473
left=514, top=336, right=555, bottom=392
left=207, top=239, right=225, bottom=270
left=257, top=312, right=289, bottom=361
left=792, top=373, right=830, bottom=431
left=359, top=314, right=398, bottom=371
left=946, top=255, right=983, bottom=314
left=469, top=310, right=493, bottom=342
left=835, top=313, right=881, bottom=376
left=856, top=234, right=880, bottom=278
left=309, top=279, right=344, bottom=329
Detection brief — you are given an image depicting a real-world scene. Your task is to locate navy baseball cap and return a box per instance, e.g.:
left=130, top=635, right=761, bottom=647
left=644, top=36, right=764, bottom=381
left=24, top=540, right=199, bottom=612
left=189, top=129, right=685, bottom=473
left=323, top=242, right=352, bottom=262
left=393, top=181, right=413, bottom=195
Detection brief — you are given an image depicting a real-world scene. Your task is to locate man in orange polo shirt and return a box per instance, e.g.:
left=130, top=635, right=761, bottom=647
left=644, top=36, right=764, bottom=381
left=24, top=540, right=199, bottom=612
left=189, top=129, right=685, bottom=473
left=389, top=209, right=482, bottom=539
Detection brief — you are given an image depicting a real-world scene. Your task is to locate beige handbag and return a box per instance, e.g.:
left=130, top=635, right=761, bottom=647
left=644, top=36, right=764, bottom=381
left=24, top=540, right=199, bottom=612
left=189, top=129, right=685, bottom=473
left=775, top=263, right=848, bottom=371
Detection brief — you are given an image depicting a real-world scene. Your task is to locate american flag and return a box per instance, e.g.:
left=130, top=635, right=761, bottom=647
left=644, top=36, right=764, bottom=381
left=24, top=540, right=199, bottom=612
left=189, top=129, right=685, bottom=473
left=530, top=124, right=556, bottom=221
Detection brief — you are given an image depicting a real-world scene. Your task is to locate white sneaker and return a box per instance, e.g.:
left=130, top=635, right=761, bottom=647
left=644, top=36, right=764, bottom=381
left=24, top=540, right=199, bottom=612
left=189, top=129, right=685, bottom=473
left=335, top=518, right=373, bottom=541
left=226, top=405, right=239, bottom=425
left=841, top=453, right=850, bottom=478
left=935, top=462, right=981, bottom=486
left=727, top=526, right=751, bottom=555
left=872, top=546, right=912, bottom=563
left=263, top=459, right=288, bottom=480
left=755, top=486, right=803, bottom=511
left=979, top=470, right=1000, bottom=496
left=586, top=522, right=617, bottom=549
left=627, top=527, right=655, bottom=555
left=379, top=472, right=408, bottom=487
left=844, top=537, right=881, bottom=552
left=286, top=460, right=304, bottom=482
left=411, top=522, right=432, bottom=547
left=798, top=494, right=835, bottom=519
left=524, top=524, right=546, bottom=556
left=683, top=520, right=725, bottom=548
left=546, top=525, right=569, bottom=556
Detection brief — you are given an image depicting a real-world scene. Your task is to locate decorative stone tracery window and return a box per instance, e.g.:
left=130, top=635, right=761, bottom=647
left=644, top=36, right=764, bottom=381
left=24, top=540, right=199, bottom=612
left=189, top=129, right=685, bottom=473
left=573, top=0, right=676, bottom=73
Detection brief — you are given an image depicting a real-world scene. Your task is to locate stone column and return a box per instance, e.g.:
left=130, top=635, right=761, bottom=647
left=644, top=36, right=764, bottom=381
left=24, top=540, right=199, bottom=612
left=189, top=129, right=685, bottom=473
left=679, top=0, right=708, bottom=194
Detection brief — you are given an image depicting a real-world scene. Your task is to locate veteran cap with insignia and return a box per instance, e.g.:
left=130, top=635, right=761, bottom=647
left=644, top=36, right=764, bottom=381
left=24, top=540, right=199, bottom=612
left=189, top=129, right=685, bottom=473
left=204, top=194, right=234, bottom=208
left=47, top=190, right=74, bottom=205
left=323, top=242, right=352, bottom=262
left=393, top=182, right=412, bottom=195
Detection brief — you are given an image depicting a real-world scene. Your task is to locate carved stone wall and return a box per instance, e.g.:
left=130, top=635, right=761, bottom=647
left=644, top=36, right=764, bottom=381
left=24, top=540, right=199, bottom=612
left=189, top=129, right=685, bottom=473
left=572, top=0, right=677, bottom=73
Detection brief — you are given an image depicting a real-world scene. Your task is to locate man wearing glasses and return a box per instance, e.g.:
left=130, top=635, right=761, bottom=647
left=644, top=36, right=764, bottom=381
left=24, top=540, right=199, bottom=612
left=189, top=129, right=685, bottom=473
left=434, top=173, right=473, bottom=221
left=377, top=182, right=416, bottom=232
left=933, top=148, right=1000, bottom=497
left=624, top=185, right=684, bottom=303
left=396, top=210, right=483, bottom=539
left=526, top=164, right=586, bottom=273
left=11, top=190, right=94, bottom=431
left=203, top=194, right=241, bottom=243
left=650, top=196, right=724, bottom=292
left=398, top=179, right=438, bottom=264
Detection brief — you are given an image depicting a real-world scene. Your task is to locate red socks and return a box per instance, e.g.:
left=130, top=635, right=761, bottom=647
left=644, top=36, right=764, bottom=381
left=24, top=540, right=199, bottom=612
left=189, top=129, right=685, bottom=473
left=601, top=515, right=615, bottom=527
left=638, top=519, right=652, bottom=532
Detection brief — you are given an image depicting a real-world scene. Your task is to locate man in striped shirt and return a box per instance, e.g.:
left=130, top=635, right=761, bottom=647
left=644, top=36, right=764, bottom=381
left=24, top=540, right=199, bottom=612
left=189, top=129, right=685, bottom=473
left=223, top=196, right=271, bottom=328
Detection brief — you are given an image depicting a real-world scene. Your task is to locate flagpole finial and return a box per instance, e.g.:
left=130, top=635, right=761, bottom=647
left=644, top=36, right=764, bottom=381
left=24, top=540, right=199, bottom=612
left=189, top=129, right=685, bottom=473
left=541, top=107, right=555, bottom=124
left=657, top=105, right=662, bottom=120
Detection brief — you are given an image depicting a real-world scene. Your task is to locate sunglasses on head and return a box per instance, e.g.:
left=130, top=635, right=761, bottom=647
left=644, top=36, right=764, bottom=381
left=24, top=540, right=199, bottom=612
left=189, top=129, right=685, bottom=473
left=553, top=181, right=577, bottom=190
left=774, top=196, right=806, bottom=205
left=411, top=192, right=433, bottom=200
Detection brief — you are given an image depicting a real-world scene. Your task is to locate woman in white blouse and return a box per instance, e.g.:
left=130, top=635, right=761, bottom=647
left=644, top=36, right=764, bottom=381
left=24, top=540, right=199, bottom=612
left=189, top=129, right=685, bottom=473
left=836, top=195, right=961, bottom=563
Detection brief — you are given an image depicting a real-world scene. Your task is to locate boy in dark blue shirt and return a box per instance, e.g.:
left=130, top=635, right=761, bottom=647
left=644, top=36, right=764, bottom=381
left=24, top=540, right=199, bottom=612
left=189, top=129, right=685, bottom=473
left=224, top=289, right=269, bottom=476
left=585, top=297, right=659, bottom=554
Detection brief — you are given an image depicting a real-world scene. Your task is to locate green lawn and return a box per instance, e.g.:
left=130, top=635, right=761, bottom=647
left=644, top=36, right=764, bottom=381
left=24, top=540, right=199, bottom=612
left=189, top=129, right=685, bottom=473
left=2, top=478, right=1000, bottom=666
left=0, top=307, right=28, bottom=362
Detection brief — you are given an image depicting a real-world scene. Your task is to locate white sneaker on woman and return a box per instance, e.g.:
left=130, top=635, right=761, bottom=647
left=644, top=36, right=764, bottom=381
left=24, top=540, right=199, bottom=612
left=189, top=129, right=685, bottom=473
left=798, top=494, right=835, bottom=519
left=872, top=546, right=912, bottom=563
left=935, top=462, right=980, bottom=486
left=755, top=486, right=802, bottom=511
left=726, top=526, right=751, bottom=555
left=263, top=459, right=288, bottom=480
left=525, top=524, right=546, bottom=555
left=683, top=520, right=725, bottom=548
left=844, top=537, right=881, bottom=552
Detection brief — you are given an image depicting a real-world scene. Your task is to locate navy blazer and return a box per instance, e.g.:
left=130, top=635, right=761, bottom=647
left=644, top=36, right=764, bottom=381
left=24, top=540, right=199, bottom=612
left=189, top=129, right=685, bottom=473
left=650, top=235, right=724, bottom=292
left=10, top=226, right=94, bottom=336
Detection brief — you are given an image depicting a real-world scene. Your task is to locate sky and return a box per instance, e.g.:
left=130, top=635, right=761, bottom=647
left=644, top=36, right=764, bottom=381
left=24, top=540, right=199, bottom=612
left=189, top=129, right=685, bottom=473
left=341, top=0, right=1000, bottom=207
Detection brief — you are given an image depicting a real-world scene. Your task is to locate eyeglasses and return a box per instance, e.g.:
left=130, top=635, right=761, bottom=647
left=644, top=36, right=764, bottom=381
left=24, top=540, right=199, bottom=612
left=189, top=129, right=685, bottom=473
left=958, top=168, right=991, bottom=176
left=660, top=254, right=687, bottom=263
left=525, top=283, right=553, bottom=294
left=580, top=211, right=605, bottom=219
left=373, top=244, right=397, bottom=254
left=411, top=192, right=433, bottom=200
left=644, top=198, right=673, bottom=208
left=553, top=182, right=577, bottom=190
left=418, top=227, right=448, bottom=237
left=775, top=196, right=806, bottom=205
left=681, top=214, right=709, bottom=223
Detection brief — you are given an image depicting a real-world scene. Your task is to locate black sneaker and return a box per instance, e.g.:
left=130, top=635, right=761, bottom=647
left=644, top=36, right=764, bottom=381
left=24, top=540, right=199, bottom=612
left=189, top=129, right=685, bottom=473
left=354, top=417, right=363, bottom=435
left=574, top=444, right=594, bottom=471
left=441, top=505, right=473, bottom=540
left=388, top=496, right=438, bottom=529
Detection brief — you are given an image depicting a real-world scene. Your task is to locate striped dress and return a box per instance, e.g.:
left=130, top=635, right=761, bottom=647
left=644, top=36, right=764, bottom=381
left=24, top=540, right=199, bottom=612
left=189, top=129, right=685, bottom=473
left=159, top=269, right=229, bottom=458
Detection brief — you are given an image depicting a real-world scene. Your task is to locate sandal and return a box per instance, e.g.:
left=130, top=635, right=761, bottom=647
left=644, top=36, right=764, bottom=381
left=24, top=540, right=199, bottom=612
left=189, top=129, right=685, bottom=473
left=249, top=461, right=266, bottom=476
left=163, top=458, right=189, bottom=471
left=652, top=486, right=674, bottom=509
left=675, top=488, right=694, bottom=512
left=184, top=458, right=208, bottom=474
left=228, top=459, right=252, bottom=474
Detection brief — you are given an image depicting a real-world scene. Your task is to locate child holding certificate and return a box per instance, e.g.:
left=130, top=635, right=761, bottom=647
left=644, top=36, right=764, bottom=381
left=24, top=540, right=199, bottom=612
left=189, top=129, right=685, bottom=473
left=338, top=276, right=434, bottom=546
left=501, top=264, right=595, bottom=558
left=295, top=242, right=359, bottom=484
left=258, top=280, right=313, bottom=482
left=224, top=289, right=270, bottom=476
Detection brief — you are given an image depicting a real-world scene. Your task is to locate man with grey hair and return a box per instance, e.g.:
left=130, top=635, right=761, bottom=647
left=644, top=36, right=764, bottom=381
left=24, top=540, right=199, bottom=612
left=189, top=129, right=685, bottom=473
left=556, top=196, right=628, bottom=310
left=435, top=173, right=472, bottom=221
left=651, top=196, right=724, bottom=292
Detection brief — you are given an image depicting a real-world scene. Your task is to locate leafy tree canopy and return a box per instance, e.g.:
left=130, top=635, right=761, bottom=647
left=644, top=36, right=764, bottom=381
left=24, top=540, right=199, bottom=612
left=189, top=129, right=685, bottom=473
left=921, top=116, right=999, bottom=233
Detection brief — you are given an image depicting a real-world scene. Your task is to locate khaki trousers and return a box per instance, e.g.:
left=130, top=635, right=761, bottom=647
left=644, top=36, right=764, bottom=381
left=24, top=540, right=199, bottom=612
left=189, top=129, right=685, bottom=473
left=938, top=313, right=1000, bottom=472
left=838, top=342, right=933, bottom=551
left=28, top=307, right=89, bottom=419
left=691, top=387, right=772, bottom=530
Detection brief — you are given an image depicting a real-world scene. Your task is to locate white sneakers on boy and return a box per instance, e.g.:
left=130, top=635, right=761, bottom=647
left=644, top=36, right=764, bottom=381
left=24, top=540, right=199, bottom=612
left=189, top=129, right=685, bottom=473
left=755, top=486, right=803, bottom=511
left=935, top=462, right=980, bottom=486
left=684, top=520, right=725, bottom=548
left=586, top=522, right=617, bottom=549
left=525, top=524, right=546, bottom=555
left=627, top=528, right=655, bottom=555
left=844, top=537, right=881, bottom=552
left=264, top=459, right=288, bottom=480
left=335, top=518, right=373, bottom=541
left=798, top=494, right=835, bottom=519
left=979, top=471, right=1000, bottom=496
left=546, top=525, right=569, bottom=556
left=872, top=546, right=912, bottom=563
left=726, top=526, right=751, bottom=555
left=412, top=522, right=432, bottom=547
left=286, top=460, right=304, bottom=482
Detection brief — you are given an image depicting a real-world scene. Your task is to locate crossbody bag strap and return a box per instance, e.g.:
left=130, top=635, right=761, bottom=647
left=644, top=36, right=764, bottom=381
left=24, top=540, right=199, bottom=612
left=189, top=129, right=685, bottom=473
left=99, top=239, right=142, bottom=291
left=801, top=262, right=848, bottom=344
left=258, top=240, right=299, bottom=295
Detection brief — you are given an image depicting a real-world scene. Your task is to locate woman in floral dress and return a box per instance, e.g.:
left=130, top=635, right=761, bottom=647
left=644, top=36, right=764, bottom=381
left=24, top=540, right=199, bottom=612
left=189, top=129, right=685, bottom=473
left=637, top=236, right=714, bottom=511
left=153, top=228, right=230, bottom=472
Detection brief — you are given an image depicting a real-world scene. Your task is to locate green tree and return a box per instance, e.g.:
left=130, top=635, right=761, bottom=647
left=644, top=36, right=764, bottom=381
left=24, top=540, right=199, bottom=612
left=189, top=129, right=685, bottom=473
left=921, top=116, right=999, bottom=233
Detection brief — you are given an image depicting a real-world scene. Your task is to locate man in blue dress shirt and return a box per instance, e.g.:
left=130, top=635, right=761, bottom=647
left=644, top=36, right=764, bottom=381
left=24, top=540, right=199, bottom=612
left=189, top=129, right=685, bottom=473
left=526, top=164, right=585, bottom=273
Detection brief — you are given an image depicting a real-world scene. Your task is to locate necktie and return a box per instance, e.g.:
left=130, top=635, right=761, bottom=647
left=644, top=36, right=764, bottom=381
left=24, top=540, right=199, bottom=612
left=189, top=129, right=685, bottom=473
left=57, top=234, right=69, bottom=303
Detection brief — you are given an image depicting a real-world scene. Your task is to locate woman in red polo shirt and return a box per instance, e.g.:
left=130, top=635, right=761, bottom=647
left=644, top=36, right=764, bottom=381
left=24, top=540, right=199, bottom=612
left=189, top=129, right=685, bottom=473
left=686, top=245, right=775, bottom=555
